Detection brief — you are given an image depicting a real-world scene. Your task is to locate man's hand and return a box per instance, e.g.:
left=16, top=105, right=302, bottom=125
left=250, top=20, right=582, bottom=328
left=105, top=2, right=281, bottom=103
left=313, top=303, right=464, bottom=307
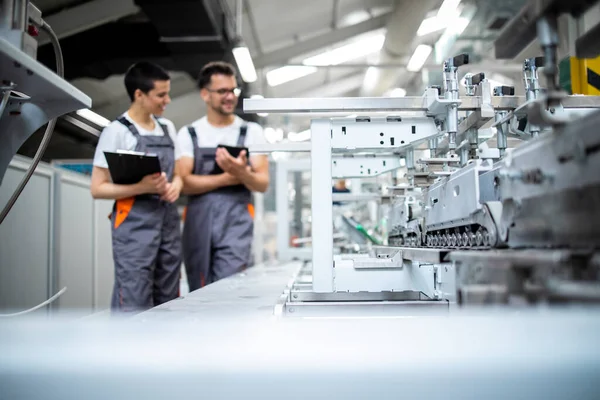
left=222, top=172, right=242, bottom=186
left=160, top=179, right=182, bottom=203
left=215, top=148, right=250, bottom=177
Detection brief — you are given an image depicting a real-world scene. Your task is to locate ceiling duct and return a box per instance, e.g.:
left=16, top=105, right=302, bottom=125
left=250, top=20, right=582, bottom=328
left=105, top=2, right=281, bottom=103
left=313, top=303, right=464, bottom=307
left=36, top=0, right=237, bottom=80
left=359, top=0, right=439, bottom=97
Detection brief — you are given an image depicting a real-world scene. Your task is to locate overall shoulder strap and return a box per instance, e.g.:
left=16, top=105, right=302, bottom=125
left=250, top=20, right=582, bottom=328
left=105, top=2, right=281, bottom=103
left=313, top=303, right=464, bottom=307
left=237, top=122, right=248, bottom=147
left=157, top=121, right=169, bottom=136
left=188, top=126, right=199, bottom=148
left=116, top=116, right=140, bottom=138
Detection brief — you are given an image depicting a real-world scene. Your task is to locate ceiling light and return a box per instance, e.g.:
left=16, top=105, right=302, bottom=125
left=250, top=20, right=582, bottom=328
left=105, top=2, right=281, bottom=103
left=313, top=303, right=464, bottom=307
left=417, top=0, right=462, bottom=36
left=264, top=127, right=284, bottom=143
left=302, top=34, right=385, bottom=66
left=232, top=46, right=257, bottom=83
left=388, top=88, right=407, bottom=97
left=450, top=16, right=470, bottom=35
left=406, top=45, right=432, bottom=72
left=250, top=94, right=268, bottom=117
left=288, top=129, right=311, bottom=142
left=266, top=66, right=318, bottom=87
left=438, top=0, right=461, bottom=17
left=76, top=109, right=110, bottom=127
left=417, top=17, right=446, bottom=36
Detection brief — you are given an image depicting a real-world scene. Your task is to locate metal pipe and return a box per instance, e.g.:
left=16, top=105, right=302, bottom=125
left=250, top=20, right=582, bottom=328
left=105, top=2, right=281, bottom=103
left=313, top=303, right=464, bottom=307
left=236, top=0, right=243, bottom=39
left=537, top=16, right=560, bottom=91
left=0, top=0, right=15, bottom=31
left=0, top=84, right=14, bottom=117
left=405, top=149, right=415, bottom=186
left=13, top=0, right=26, bottom=31
left=495, top=111, right=508, bottom=157
left=459, top=146, right=469, bottom=167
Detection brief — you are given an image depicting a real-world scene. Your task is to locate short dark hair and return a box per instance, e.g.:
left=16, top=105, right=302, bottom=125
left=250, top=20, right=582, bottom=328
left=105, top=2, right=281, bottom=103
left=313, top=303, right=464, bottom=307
left=197, top=61, right=237, bottom=89
left=124, top=61, right=170, bottom=101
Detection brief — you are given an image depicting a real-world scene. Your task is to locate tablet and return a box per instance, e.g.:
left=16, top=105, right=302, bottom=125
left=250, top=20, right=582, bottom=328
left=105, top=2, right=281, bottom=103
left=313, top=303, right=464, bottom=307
left=211, top=145, right=250, bottom=174
left=104, top=151, right=161, bottom=184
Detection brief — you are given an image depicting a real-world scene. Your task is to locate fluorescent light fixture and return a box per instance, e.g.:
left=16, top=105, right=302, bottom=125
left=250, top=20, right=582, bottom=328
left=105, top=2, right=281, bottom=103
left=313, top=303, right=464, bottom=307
left=438, top=0, right=461, bottom=17
left=434, top=6, right=475, bottom=63
left=417, top=17, right=445, bottom=36
left=363, top=66, right=379, bottom=90
left=450, top=16, right=470, bottom=35
left=406, top=45, right=432, bottom=72
left=250, top=94, right=268, bottom=117
left=388, top=88, right=407, bottom=97
left=232, top=46, right=257, bottom=83
left=264, top=127, right=284, bottom=143
left=302, top=34, right=385, bottom=66
left=288, top=129, right=311, bottom=142
left=417, top=0, right=462, bottom=36
left=271, top=151, right=287, bottom=161
left=266, top=66, right=317, bottom=87
left=76, top=108, right=110, bottom=127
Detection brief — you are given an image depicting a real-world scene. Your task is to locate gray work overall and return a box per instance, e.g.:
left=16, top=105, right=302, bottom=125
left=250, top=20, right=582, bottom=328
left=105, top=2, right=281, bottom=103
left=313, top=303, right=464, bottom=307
left=182, top=125, right=253, bottom=291
left=110, top=117, right=182, bottom=312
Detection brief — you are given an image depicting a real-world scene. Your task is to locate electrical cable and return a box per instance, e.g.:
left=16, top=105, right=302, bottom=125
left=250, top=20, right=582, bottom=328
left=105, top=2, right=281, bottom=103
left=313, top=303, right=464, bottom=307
left=0, top=19, right=63, bottom=224
left=0, top=20, right=68, bottom=317
left=0, top=84, right=14, bottom=117
left=0, top=287, right=67, bottom=317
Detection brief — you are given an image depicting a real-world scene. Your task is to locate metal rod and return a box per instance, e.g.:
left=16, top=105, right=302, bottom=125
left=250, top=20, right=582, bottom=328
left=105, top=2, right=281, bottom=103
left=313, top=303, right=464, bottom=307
left=0, top=0, right=15, bottom=31
left=311, top=119, right=333, bottom=293
left=243, top=96, right=525, bottom=114
left=236, top=0, right=243, bottom=38
left=0, top=84, right=15, bottom=117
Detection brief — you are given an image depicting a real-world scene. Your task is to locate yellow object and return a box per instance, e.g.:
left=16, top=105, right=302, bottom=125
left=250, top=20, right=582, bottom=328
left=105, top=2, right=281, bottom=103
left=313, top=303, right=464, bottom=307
left=570, top=56, right=600, bottom=95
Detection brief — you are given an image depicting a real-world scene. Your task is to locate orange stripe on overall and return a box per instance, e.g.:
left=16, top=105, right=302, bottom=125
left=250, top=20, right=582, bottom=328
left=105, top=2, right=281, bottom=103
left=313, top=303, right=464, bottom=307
left=114, top=197, right=135, bottom=229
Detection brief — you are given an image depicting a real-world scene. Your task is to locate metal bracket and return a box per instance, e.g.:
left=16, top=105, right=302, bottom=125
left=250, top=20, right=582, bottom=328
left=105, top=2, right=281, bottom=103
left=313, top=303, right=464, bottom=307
left=330, top=117, right=439, bottom=151
left=332, top=156, right=402, bottom=178
left=0, top=37, right=92, bottom=185
left=424, top=88, right=462, bottom=119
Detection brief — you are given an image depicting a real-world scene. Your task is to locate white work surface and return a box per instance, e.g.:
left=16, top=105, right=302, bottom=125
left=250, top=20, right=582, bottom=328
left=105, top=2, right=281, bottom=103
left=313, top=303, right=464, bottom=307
left=1, top=261, right=600, bottom=399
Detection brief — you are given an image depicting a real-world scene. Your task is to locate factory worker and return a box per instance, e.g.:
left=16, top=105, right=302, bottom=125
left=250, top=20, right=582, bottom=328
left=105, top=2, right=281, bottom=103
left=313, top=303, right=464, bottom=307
left=90, top=61, right=183, bottom=312
left=176, top=61, right=269, bottom=291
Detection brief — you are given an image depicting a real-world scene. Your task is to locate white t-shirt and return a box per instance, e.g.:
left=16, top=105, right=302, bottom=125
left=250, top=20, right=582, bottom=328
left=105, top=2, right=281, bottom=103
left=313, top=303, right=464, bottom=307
left=176, top=116, right=266, bottom=160
left=92, top=112, right=180, bottom=169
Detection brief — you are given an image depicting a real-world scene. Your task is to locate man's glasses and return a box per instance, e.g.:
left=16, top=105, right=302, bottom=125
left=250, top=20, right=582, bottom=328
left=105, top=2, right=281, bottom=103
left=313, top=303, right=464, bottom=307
left=206, top=87, right=241, bottom=97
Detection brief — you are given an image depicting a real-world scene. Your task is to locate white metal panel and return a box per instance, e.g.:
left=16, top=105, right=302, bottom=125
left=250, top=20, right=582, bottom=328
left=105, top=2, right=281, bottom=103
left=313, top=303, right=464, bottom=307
left=0, top=159, right=52, bottom=313
left=55, top=172, right=94, bottom=311
left=311, top=119, right=333, bottom=292
left=334, top=257, right=436, bottom=295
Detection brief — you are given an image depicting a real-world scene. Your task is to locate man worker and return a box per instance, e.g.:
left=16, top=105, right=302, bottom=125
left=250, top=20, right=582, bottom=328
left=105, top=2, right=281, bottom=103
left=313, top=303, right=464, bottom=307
left=90, top=61, right=183, bottom=312
left=332, top=179, right=350, bottom=206
left=177, top=61, right=269, bottom=291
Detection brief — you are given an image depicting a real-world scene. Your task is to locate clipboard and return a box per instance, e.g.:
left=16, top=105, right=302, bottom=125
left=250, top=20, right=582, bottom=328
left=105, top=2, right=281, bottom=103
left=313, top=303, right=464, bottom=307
left=210, top=145, right=250, bottom=174
left=104, top=150, right=161, bottom=184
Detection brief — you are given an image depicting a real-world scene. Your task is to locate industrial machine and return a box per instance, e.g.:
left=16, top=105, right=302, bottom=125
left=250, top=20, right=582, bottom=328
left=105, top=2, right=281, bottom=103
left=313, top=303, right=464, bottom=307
left=2, top=1, right=600, bottom=398
left=244, top=0, right=600, bottom=313
left=0, top=0, right=91, bottom=224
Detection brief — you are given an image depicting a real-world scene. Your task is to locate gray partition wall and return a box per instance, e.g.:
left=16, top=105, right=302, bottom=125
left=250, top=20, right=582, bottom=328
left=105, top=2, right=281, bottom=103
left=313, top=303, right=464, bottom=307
left=0, top=156, right=114, bottom=315
left=54, top=171, right=95, bottom=312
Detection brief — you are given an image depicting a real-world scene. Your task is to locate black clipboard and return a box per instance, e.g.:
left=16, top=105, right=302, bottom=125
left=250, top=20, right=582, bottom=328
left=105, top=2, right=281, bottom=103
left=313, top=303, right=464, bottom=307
left=104, top=151, right=161, bottom=184
left=210, top=145, right=250, bottom=174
